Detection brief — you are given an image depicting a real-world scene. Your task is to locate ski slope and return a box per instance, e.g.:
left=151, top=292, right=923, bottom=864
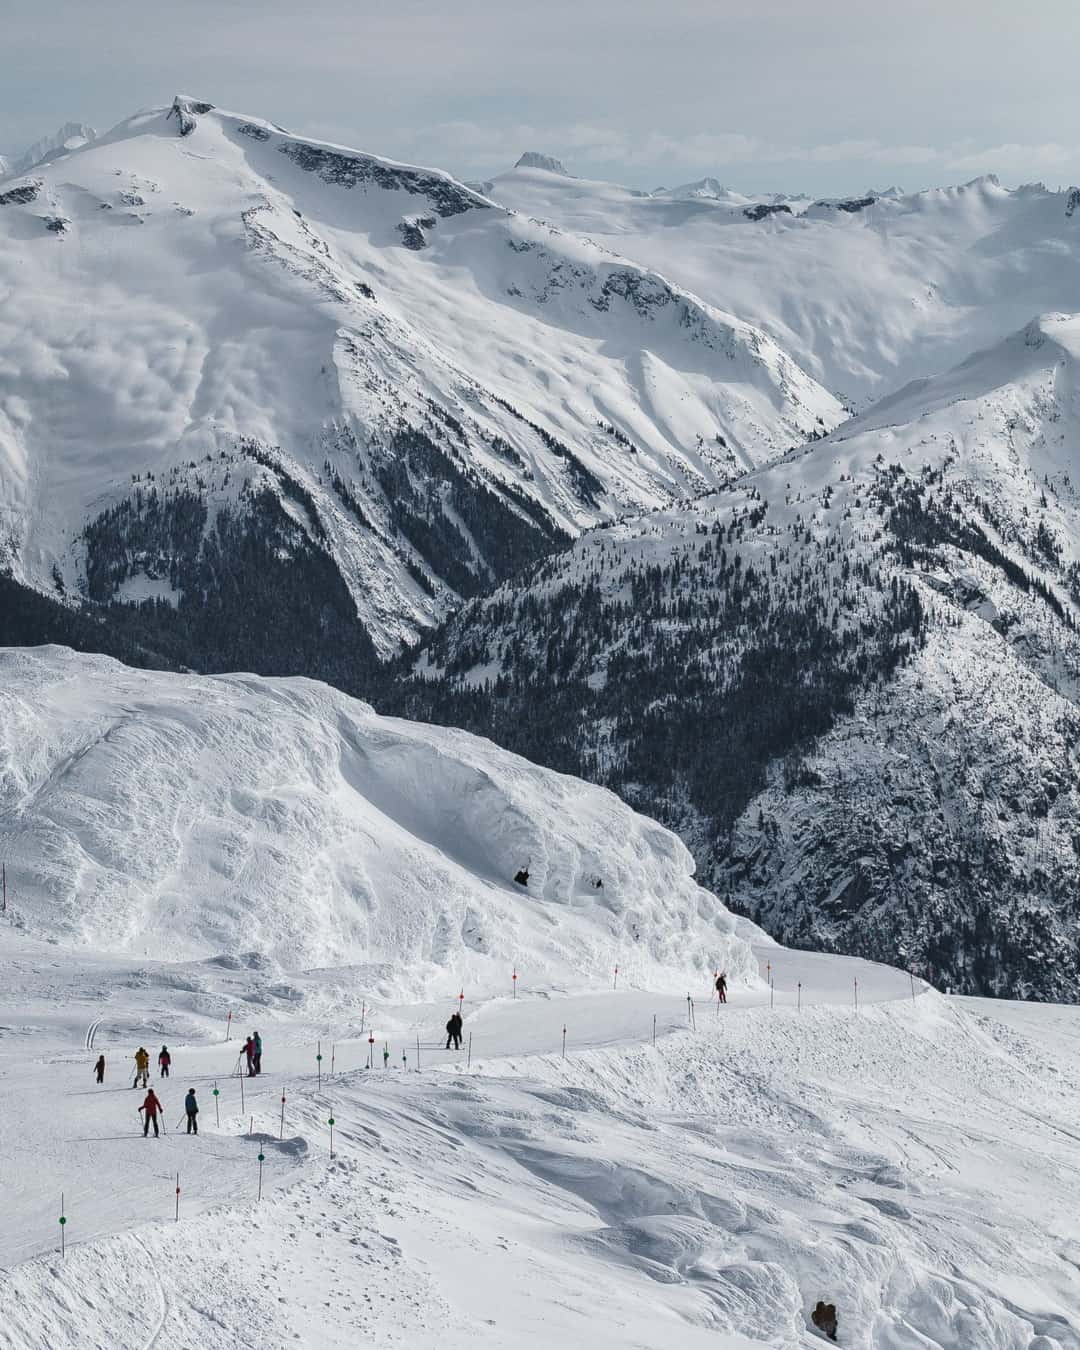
left=1, top=649, right=1079, bottom=1346
left=1, top=925, right=1079, bottom=1349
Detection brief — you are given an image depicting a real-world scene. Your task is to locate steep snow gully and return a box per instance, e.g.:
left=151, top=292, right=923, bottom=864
left=1, top=651, right=1079, bottom=1347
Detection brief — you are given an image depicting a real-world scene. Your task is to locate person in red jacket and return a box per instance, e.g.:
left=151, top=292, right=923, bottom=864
left=243, top=1036, right=256, bottom=1077
left=139, top=1089, right=164, bottom=1137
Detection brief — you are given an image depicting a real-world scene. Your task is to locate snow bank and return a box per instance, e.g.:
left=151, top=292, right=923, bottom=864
left=0, top=646, right=752, bottom=991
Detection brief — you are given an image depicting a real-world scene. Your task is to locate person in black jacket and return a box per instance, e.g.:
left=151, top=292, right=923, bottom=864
left=184, top=1088, right=199, bottom=1134
left=445, top=1012, right=463, bottom=1050
left=93, top=1054, right=105, bottom=1084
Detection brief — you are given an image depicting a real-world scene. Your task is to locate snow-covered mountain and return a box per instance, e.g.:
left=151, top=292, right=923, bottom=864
left=0, top=121, right=98, bottom=178
left=0, top=644, right=751, bottom=989
left=404, top=312, right=1080, bottom=998
left=0, top=95, right=840, bottom=662
left=484, top=168, right=1080, bottom=408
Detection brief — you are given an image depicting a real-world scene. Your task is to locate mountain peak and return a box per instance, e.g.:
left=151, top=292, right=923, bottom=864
left=514, top=151, right=571, bottom=176
left=8, top=121, right=97, bottom=176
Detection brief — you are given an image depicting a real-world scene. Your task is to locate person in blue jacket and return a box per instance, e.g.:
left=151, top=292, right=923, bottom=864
left=253, top=1031, right=263, bottom=1075
left=184, top=1088, right=199, bottom=1134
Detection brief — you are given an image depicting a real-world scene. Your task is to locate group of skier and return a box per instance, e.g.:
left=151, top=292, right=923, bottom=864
left=90, top=1037, right=256, bottom=1137
left=134, top=1086, right=199, bottom=1136
left=242, top=1031, right=263, bottom=1076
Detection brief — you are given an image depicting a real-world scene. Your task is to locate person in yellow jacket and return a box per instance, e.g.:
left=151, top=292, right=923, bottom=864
left=132, top=1046, right=150, bottom=1089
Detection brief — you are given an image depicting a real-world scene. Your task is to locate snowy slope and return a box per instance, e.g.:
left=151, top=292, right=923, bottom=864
left=3, top=909, right=1080, bottom=1346
left=0, top=97, right=840, bottom=653
left=0, top=645, right=751, bottom=990
left=485, top=166, right=1080, bottom=407
left=407, top=313, right=1080, bottom=997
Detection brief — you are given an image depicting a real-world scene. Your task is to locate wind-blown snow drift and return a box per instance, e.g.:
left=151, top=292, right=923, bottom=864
left=0, top=646, right=752, bottom=989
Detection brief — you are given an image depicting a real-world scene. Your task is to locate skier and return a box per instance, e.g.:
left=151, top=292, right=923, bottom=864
left=811, top=1301, right=838, bottom=1342
left=715, top=972, right=727, bottom=1004
left=138, top=1088, right=164, bottom=1137
left=158, top=1045, right=171, bottom=1078
left=445, top=1011, right=463, bottom=1050
left=243, top=1035, right=256, bottom=1077
left=184, top=1088, right=199, bottom=1135
left=133, top=1046, right=150, bottom=1088
left=252, top=1030, right=263, bottom=1075
left=93, top=1054, right=105, bottom=1084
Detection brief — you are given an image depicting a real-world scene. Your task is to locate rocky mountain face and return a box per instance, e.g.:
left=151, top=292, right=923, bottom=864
left=398, top=315, right=1080, bottom=998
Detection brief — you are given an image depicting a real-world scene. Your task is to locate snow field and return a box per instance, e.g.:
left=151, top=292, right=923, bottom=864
left=1, top=934, right=1078, bottom=1348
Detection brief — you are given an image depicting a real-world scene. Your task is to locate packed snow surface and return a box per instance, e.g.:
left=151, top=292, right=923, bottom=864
left=0, top=650, right=1078, bottom=1347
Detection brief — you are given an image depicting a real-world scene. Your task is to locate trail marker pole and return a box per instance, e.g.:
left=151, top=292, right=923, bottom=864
left=331, top=1044, right=336, bottom=1077
left=512, top=968, right=517, bottom=999
left=257, top=1152, right=265, bottom=1202
left=416, top=1034, right=421, bottom=1072
left=402, top=1049, right=407, bottom=1071
left=561, top=1025, right=566, bottom=1058
left=239, top=1069, right=245, bottom=1114
left=59, top=1193, right=66, bottom=1258
left=368, top=1033, right=375, bottom=1070
left=248, top=1115, right=253, bottom=1138
left=328, top=1113, right=335, bottom=1160
left=770, top=979, right=774, bottom=1010
left=467, top=1033, right=472, bottom=1069
left=360, top=1001, right=366, bottom=1035
left=910, top=972, right=916, bottom=1003
left=458, top=990, right=465, bottom=1017
left=213, top=1083, right=220, bottom=1127
left=226, top=1010, right=232, bottom=1041
left=316, top=1041, right=323, bottom=1089
left=279, top=1092, right=286, bottom=1140
left=797, top=982, right=802, bottom=1011
left=1, top=862, right=5, bottom=915
left=613, top=965, right=618, bottom=990
left=854, top=976, right=859, bottom=1012
left=652, top=1013, right=656, bottom=1047
left=686, top=994, right=696, bottom=1030
left=175, top=1172, right=180, bottom=1223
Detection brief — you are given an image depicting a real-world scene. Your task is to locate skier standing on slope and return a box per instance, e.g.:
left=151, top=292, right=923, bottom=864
left=715, top=973, right=727, bottom=1004
left=445, top=1011, right=463, bottom=1050
left=243, top=1035, right=256, bottom=1077
left=184, top=1088, right=199, bottom=1134
left=252, top=1030, right=262, bottom=1075
left=158, top=1045, right=171, bottom=1078
left=133, top=1047, right=150, bottom=1088
left=138, top=1088, right=164, bottom=1137
left=93, top=1054, right=105, bottom=1084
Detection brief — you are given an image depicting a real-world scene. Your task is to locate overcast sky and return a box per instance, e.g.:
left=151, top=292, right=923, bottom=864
left=3, top=0, right=1078, bottom=194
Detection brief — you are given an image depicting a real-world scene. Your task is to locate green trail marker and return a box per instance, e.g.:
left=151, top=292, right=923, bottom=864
left=317, top=1040, right=323, bottom=1089
left=328, top=1114, right=335, bottom=1158
left=212, top=1082, right=220, bottom=1127
left=257, top=1152, right=265, bottom=1201
left=58, top=1192, right=66, bottom=1258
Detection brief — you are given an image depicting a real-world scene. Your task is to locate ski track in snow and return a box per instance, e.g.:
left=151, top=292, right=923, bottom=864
left=1, top=927, right=1079, bottom=1349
